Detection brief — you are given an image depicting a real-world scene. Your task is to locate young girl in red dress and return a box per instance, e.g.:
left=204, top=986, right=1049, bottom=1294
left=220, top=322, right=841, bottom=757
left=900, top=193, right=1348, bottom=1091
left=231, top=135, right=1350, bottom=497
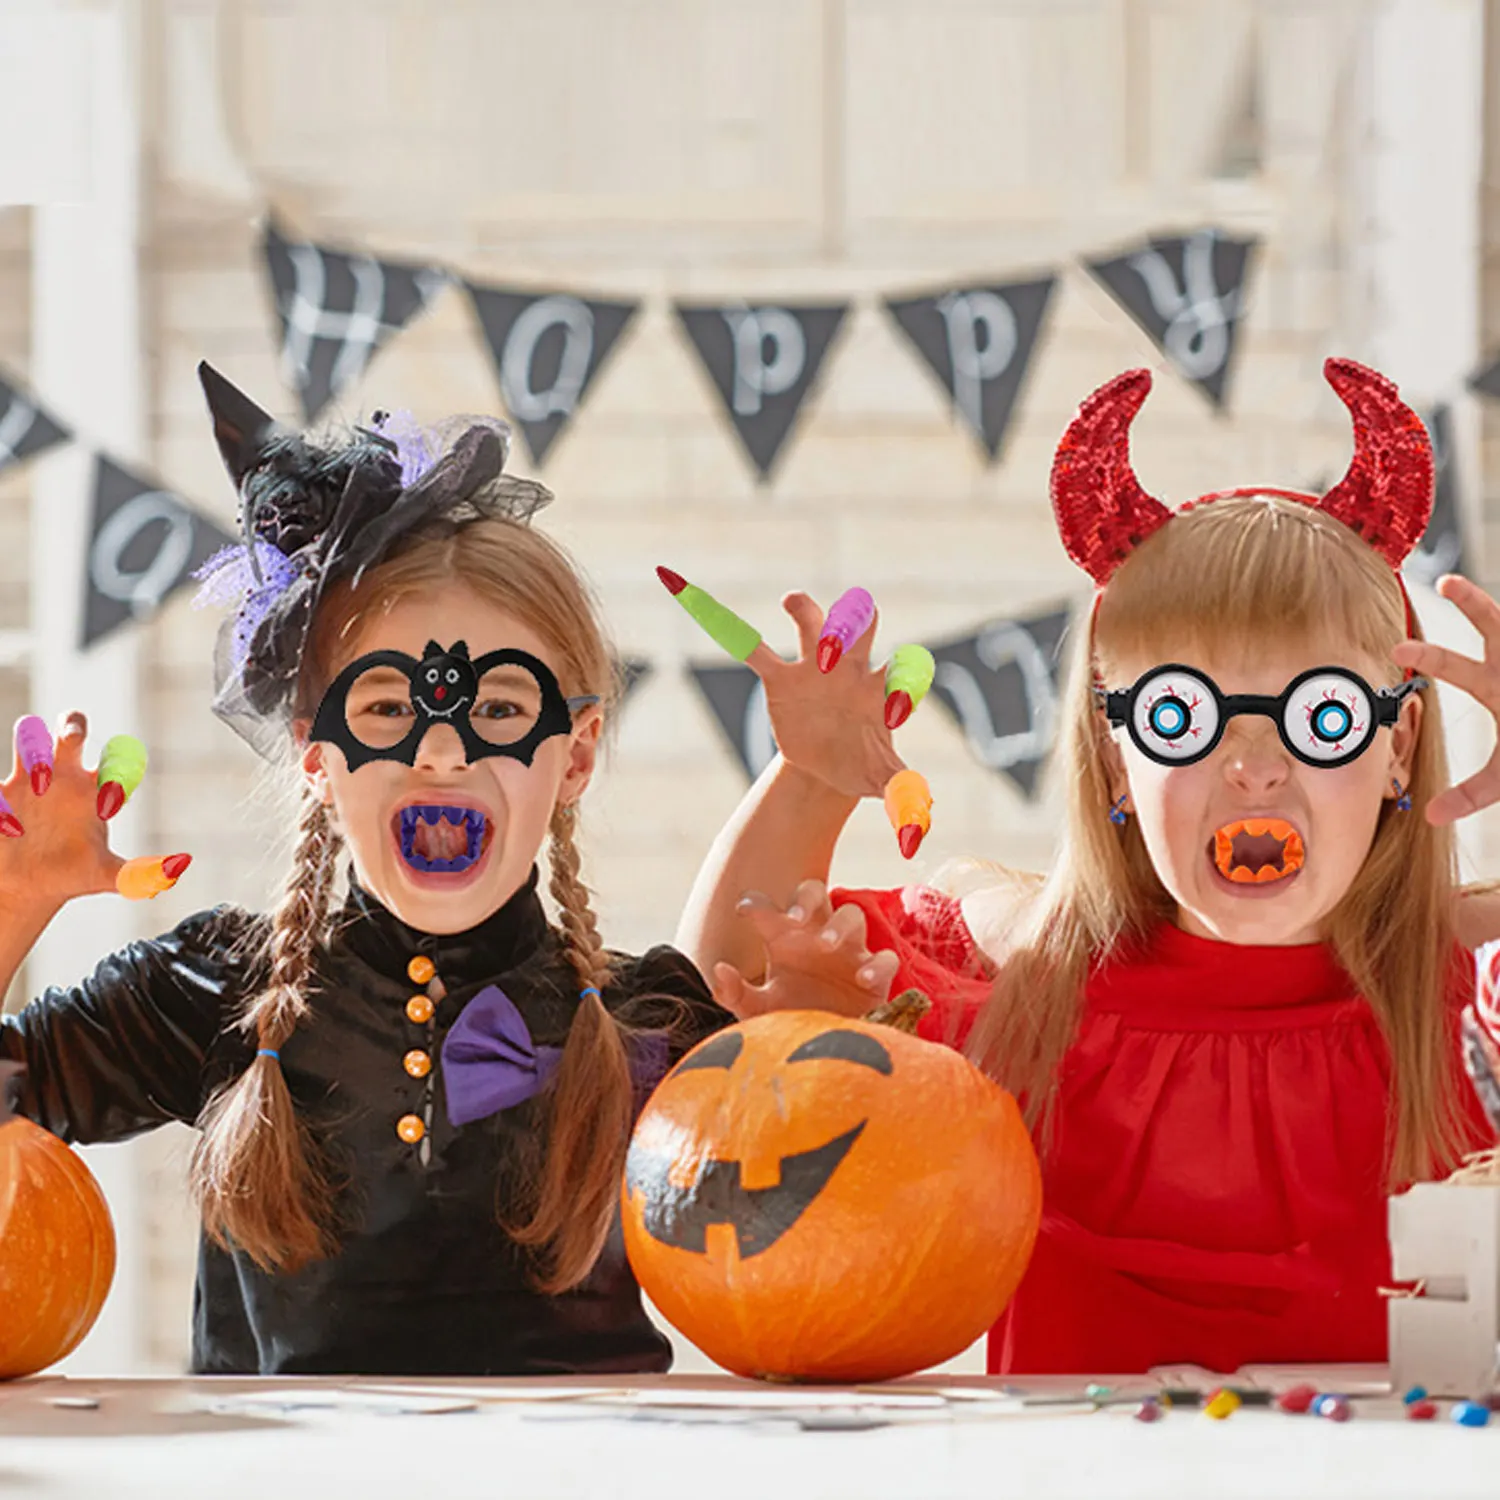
left=678, top=358, right=1500, bottom=1376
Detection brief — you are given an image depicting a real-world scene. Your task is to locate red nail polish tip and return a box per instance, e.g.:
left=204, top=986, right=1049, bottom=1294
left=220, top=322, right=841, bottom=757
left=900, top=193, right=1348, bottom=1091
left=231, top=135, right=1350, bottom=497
left=898, top=824, right=925, bottom=860
left=161, top=853, right=192, bottom=880
left=29, top=764, right=51, bottom=797
left=816, top=637, right=843, bottom=673
left=656, top=565, right=687, bottom=595
left=884, top=691, right=913, bottom=730
left=0, top=813, right=22, bottom=838
left=97, top=782, right=125, bottom=820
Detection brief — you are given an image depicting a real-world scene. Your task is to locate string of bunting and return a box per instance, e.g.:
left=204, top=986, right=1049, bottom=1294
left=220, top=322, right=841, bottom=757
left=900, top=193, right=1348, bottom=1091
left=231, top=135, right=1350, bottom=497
left=0, top=202, right=1479, bottom=790
left=261, top=218, right=1262, bottom=482
left=0, top=368, right=234, bottom=650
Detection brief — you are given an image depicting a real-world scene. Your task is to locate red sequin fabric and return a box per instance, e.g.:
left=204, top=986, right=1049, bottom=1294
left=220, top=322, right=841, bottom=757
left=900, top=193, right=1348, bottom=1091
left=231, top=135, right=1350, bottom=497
left=1316, top=358, right=1434, bottom=568
left=1050, top=358, right=1433, bottom=586
left=1050, top=369, right=1172, bottom=586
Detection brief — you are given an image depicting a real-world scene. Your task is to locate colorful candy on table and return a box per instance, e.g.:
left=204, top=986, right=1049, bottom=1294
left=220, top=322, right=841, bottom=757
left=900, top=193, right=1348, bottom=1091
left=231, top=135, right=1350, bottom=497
left=657, top=570, right=936, bottom=859
left=1084, top=1380, right=1500, bottom=1427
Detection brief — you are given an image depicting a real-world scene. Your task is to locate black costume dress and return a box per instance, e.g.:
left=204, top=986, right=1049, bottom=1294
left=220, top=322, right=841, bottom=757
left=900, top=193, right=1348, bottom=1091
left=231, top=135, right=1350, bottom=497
left=1, top=870, right=730, bottom=1376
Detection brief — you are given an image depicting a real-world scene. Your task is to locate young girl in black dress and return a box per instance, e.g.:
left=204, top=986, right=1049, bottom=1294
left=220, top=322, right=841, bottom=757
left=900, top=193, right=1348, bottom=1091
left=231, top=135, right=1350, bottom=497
left=0, top=366, right=728, bottom=1376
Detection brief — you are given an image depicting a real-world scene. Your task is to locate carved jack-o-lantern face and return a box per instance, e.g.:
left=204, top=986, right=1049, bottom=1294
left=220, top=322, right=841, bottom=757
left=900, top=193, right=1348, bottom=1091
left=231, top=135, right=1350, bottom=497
left=621, top=1011, right=1041, bottom=1383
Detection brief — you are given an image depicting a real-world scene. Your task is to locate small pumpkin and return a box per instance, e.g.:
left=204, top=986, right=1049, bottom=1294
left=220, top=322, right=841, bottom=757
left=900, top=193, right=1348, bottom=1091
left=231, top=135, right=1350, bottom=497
left=0, top=1088, right=116, bottom=1379
left=621, top=1010, right=1041, bottom=1382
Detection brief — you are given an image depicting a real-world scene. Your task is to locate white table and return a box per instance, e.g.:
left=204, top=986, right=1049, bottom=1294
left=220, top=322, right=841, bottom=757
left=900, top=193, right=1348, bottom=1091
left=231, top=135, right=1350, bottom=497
left=1, top=1368, right=1497, bottom=1500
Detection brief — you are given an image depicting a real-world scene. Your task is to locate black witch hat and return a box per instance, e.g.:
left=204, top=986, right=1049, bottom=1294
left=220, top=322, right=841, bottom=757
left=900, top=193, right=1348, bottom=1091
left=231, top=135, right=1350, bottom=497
left=192, top=363, right=552, bottom=758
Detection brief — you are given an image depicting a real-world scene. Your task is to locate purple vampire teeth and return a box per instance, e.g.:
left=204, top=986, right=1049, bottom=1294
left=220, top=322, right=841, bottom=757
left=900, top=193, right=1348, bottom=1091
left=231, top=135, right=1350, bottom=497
left=397, top=805, right=490, bottom=874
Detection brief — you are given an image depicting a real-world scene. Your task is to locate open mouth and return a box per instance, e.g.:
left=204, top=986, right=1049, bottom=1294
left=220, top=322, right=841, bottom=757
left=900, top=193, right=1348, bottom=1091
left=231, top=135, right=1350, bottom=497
left=1210, top=818, right=1305, bottom=885
left=394, top=804, right=493, bottom=876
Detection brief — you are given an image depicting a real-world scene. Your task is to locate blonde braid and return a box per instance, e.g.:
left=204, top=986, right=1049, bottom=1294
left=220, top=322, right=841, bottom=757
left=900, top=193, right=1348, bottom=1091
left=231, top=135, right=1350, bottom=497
left=546, top=801, right=614, bottom=992
left=191, top=793, right=342, bottom=1270
left=505, top=799, right=631, bottom=1293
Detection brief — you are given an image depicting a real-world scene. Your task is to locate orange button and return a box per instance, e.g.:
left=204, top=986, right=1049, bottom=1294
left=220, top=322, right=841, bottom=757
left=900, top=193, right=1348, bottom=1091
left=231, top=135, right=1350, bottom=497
left=403, top=1049, right=432, bottom=1079
left=396, top=1113, right=426, bottom=1144
left=405, top=994, right=434, bottom=1024
left=407, top=955, right=436, bottom=985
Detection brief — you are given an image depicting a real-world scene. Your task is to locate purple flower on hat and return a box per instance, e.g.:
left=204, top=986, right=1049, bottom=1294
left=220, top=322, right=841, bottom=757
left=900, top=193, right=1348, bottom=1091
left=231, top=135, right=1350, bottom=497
left=192, top=539, right=300, bottom=675
left=372, top=409, right=442, bottom=488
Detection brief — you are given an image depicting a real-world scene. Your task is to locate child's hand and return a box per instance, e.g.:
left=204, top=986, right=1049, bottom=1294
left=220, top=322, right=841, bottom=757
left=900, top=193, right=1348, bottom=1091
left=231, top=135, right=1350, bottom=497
left=709, top=879, right=900, bottom=1019
left=745, top=593, right=906, bottom=799
left=1393, top=575, right=1500, bottom=824
left=0, top=713, right=186, bottom=909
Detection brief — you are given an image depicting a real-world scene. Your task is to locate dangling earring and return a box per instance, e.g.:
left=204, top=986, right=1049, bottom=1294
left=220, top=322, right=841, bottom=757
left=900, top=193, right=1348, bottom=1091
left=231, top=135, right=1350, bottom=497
left=1108, top=794, right=1129, bottom=826
left=1392, top=777, right=1411, bottom=812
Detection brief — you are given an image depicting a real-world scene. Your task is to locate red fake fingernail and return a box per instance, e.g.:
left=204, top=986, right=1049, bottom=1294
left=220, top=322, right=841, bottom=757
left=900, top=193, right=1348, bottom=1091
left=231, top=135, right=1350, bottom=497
left=0, top=813, right=22, bottom=838
left=898, top=824, right=925, bottom=860
left=884, top=691, right=913, bottom=730
left=816, top=637, right=843, bottom=673
left=161, top=853, right=192, bottom=881
left=97, top=782, right=125, bottom=820
left=655, top=565, right=687, bottom=595
left=29, top=763, right=51, bottom=797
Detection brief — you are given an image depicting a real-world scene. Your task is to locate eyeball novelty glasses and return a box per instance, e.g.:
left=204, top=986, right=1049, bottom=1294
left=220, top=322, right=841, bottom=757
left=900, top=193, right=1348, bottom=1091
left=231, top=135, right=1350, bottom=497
left=1095, top=664, right=1428, bottom=770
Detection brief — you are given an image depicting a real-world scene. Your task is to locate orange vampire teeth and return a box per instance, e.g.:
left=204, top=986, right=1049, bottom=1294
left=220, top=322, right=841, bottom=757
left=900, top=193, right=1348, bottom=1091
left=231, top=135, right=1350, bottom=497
left=1212, top=818, right=1305, bottom=884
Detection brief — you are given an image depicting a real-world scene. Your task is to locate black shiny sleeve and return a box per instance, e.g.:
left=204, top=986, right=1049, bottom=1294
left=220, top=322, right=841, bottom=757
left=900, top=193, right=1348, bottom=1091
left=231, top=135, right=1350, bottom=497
left=0, top=906, right=260, bottom=1143
left=614, top=944, right=735, bottom=1062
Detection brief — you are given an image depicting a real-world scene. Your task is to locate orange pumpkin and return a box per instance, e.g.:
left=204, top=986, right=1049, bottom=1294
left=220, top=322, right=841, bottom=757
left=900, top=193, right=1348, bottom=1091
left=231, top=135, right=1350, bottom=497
left=0, top=1115, right=116, bottom=1378
left=621, top=1010, right=1041, bottom=1382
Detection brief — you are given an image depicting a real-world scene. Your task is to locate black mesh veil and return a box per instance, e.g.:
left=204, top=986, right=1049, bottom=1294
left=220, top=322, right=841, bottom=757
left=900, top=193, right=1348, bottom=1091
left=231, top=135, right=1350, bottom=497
left=192, top=363, right=552, bottom=760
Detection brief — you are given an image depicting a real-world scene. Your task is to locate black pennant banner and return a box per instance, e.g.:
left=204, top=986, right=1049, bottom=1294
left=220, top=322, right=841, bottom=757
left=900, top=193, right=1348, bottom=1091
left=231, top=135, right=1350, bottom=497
left=688, top=662, right=777, bottom=781
left=1470, top=352, right=1500, bottom=402
left=619, top=655, right=653, bottom=705
left=83, top=456, right=235, bottom=648
left=1406, top=404, right=1466, bottom=587
left=263, top=219, right=448, bottom=424
left=883, top=278, right=1055, bottom=461
left=675, top=302, right=848, bottom=481
left=0, top=372, right=69, bottom=474
left=1085, top=229, right=1257, bottom=409
left=465, top=284, right=638, bottom=466
left=927, top=606, right=1072, bottom=801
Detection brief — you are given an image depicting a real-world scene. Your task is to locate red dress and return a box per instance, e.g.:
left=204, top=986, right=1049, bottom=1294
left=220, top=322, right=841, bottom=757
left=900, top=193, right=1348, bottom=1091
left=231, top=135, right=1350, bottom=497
left=834, top=884, right=1492, bottom=1376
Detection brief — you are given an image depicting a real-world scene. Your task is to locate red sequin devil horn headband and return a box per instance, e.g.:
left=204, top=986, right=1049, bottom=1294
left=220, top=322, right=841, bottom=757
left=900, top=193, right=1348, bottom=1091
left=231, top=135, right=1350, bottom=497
left=1050, top=357, right=1434, bottom=587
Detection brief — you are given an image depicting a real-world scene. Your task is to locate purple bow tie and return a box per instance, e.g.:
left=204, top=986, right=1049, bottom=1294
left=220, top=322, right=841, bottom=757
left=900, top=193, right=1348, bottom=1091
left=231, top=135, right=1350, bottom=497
left=442, top=985, right=563, bottom=1127
left=440, top=984, right=676, bottom=1128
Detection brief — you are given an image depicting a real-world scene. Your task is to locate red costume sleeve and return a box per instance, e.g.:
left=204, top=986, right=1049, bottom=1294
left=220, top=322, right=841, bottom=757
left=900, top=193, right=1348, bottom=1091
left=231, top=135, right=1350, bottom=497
left=828, top=886, right=993, bottom=1050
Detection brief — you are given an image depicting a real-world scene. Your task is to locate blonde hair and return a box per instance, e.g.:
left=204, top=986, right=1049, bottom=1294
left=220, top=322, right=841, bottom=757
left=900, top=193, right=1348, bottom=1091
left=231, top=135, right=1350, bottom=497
left=965, top=493, right=1469, bottom=1184
left=192, top=516, right=635, bottom=1290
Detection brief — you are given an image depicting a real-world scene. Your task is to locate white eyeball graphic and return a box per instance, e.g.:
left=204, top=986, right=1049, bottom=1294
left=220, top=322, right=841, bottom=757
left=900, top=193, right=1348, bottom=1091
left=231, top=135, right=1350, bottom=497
left=1131, top=669, right=1220, bottom=761
left=1284, top=672, right=1373, bottom=763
